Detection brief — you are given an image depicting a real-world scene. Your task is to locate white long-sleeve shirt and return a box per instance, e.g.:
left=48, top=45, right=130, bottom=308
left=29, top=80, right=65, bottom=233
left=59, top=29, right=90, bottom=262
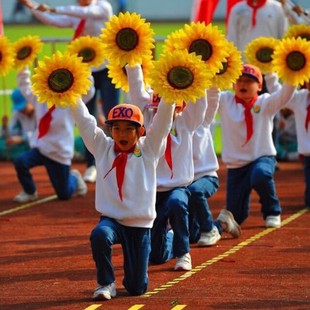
left=70, top=97, right=174, bottom=228
left=227, top=0, right=288, bottom=61
left=192, top=87, right=220, bottom=181
left=218, top=82, right=295, bottom=168
left=17, top=67, right=95, bottom=165
left=31, top=0, right=113, bottom=72
left=126, top=64, right=207, bottom=191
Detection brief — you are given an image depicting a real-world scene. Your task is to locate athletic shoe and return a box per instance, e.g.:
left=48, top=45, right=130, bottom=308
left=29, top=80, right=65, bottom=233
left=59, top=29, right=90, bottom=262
left=197, top=226, right=221, bottom=247
left=217, top=209, right=241, bottom=238
left=71, top=169, right=88, bottom=196
left=265, top=215, right=281, bottom=228
left=93, top=282, right=116, bottom=300
left=13, top=191, right=38, bottom=203
left=83, top=165, right=97, bottom=183
left=174, top=253, right=192, bottom=271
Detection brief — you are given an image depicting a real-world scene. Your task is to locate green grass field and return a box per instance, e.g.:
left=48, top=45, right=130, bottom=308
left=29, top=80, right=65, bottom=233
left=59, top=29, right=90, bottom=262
left=1, top=21, right=224, bottom=154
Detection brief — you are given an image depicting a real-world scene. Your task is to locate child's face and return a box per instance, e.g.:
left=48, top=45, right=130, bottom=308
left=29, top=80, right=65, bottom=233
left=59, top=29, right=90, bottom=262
left=233, top=75, right=262, bottom=101
left=110, top=121, right=144, bottom=152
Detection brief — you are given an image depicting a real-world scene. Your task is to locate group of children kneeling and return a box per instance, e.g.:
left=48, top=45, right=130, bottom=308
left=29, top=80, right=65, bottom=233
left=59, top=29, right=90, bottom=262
left=5, top=62, right=309, bottom=301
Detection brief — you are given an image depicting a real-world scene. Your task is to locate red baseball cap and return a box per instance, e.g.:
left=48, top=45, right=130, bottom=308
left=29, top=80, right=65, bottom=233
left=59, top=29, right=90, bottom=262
left=242, top=64, right=263, bottom=85
left=105, top=103, right=144, bottom=127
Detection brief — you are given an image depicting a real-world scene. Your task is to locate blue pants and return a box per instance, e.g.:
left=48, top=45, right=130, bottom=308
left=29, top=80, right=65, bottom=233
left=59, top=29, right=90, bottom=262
left=303, top=156, right=310, bottom=207
left=84, top=68, right=120, bottom=168
left=13, top=148, right=78, bottom=200
left=90, top=217, right=150, bottom=296
left=150, top=187, right=191, bottom=264
left=188, top=176, right=219, bottom=243
left=226, top=156, right=281, bottom=224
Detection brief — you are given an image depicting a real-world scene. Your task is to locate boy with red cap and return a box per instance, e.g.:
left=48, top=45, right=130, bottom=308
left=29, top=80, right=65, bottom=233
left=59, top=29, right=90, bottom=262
left=215, top=64, right=296, bottom=228
left=69, top=95, right=174, bottom=300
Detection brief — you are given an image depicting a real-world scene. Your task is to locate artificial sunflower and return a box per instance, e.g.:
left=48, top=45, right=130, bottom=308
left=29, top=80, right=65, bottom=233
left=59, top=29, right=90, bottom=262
left=0, top=36, right=15, bottom=76
left=13, top=35, right=43, bottom=70
left=107, top=58, right=154, bottom=92
left=272, top=37, right=310, bottom=86
left=162, top=29, right=183, bottom=54
left=211, top=41, right=243, bottom=90
left=149, top=49, right=211, bottom=104
left=244, top=37, right=279, bottom=74
left=164, top=22, right=229, bottom=76
left=66, top=35, right=106, bottom=68
left=284, top=24, right=310, bottom=41
left=100, top=12, right=155, bottom=66
left=32, top=51, right=91, bottom=108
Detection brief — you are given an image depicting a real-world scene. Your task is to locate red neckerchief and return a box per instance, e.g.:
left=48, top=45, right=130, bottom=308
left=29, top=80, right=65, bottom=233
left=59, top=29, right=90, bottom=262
left=164, top=133, right=173, bottom=179
left=37, top=105, right=56, bottom=139
left=235, top=95, right=258, bottom=145
left=247, top=0, right=267, bottom=27
left=73, top=19, right=86, bottom=39
left=305, top=104, right=310, bottom=131
left=104, top=144, right=136, bottom=202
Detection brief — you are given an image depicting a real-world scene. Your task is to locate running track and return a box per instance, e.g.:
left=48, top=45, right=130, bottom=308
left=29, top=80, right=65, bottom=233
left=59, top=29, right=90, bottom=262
left=0, top=160, right=309, bottom=310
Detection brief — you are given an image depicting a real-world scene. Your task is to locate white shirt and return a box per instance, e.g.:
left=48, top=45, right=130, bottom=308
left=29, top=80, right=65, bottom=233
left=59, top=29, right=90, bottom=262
left=227, top=0, right=289, bottom=61
left=218, top=82, right=295, bottom=168
left=70, top=97, right=174, bottom=228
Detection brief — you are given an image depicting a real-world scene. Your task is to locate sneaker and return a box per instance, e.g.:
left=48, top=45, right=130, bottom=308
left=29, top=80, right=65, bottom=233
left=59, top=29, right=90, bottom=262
left=174, top=253, right=192, bottom=271
left=13, top=191, right=38, bottom=203
left=83, top=165, right=97, bottom=183
left=93, top=282, right=116, bottom=300
left=265, top=215, right=281, bottom=228
left=71, top=169, right=88, bottom=196
left=197, top=226, right=221, bottom=247
left=217, top=209, right=241, bottom=238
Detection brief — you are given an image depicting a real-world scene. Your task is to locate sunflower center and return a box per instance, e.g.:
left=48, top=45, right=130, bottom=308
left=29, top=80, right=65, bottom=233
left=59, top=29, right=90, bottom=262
left=116, top=28, right=139, bottom=51
left=78, top=47, right=96, bottom=63
left=217, top=61, right=228, bottom=75
left=17, top=46, right=32, bottom=60
left=0, top=52, right=2, bottom=62
left=256, top=47, right=273, bottom=63
left=286, top=51, right=306, bottom=71
left=188, top=39, right=213, bottom=61
left=167, top=66, right=194, bottom=90
left=48, top=68, right=74, bottom=93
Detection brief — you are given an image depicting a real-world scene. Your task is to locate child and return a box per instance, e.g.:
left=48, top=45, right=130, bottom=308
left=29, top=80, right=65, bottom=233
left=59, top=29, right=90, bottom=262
left=188, top=87, right=241, bottom=246
left=274, top=107, right=298, bottom=162
left=216, top=64, right=296, bottom=228
left=12, top=67, right=92, bottom=203
left=267, top=76, right=310, bottom=208
left=69, top=96, right=174, bottom=299
left=125, top=64, right=240, bottom=270
left=0, top=88, right=36, bottom=160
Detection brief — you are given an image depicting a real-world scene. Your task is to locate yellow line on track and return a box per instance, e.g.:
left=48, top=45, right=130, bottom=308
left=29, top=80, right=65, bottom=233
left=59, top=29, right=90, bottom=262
left=0, top=195, right=57, bottom=216
left=84, top=209, right=308, bottom=309
left=84, top=305, right=102, bottom=310
left=142, top=208, right=308, bottom=298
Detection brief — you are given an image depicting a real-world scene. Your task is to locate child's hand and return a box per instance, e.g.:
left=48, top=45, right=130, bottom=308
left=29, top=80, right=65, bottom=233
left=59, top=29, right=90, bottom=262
left=6, top=136, right=23, bottom=146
